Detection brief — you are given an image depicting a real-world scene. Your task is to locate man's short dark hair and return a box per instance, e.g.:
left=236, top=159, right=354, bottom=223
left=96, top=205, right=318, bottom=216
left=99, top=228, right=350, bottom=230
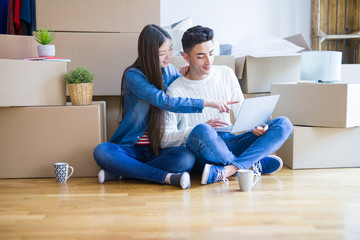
left=181, top=25, right=214, bottom=54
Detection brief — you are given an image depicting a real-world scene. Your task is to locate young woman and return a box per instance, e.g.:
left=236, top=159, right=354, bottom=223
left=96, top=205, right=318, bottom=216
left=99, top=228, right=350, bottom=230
left=93, top=24, right=235, bottom=189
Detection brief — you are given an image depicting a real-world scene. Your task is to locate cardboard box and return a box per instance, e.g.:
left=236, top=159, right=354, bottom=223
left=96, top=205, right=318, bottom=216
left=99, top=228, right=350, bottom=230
left=277, top=126, right=360, bottom=169
left=0, top=59, right=66, bottom=107
left=341, top=64, right=360, bottom=83
left=53, top=32, right=138, bottom=96
left=0, top=34, right=39, bottom=59
left=93, top=96, right=121, bottom=142
left=236, top=54, right=301, bottom=93
left=235, top=34, right=311, bottom=93
left=0, top=102, right=106, bottom=178
left=36, top=0, right=160, bottom=32
left=66, top=101, right=107, bottom=142
left=170, top=55, right=235, bottom=72
left=271, top=82, right=360, bottom=128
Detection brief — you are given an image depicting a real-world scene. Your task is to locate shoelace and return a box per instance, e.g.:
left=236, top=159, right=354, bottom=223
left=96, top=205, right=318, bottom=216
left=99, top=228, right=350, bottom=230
left=215, top=169, right=229, bottom=183
left=252, top=162, right=262, bottom=177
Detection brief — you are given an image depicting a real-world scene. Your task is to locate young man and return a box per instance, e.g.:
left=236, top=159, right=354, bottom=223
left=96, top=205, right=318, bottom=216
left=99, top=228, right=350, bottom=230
left=161, top=25, right=293, bottom=185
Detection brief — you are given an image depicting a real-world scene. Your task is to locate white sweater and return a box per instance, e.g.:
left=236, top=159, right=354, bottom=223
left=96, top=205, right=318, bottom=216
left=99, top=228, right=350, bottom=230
left=161, top=65, right=244, bottom=148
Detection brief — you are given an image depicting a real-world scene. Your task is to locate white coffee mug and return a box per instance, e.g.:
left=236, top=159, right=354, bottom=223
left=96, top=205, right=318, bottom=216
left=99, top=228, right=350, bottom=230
left=54, top=162, right=74, bottom=183
left=237, top=169, right=260, bottom=192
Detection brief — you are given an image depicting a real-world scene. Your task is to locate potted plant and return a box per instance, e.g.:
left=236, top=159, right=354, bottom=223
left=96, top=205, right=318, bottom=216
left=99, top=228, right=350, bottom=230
left=33, top=26, right=55, bottom=57
left=64, top=66, right=95, bottom=106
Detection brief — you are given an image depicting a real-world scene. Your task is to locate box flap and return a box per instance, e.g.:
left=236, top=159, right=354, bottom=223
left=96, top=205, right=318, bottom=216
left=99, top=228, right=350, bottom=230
left=235, top=56, right=246, bottom=79
left=284, top=34, right=312, bottom=51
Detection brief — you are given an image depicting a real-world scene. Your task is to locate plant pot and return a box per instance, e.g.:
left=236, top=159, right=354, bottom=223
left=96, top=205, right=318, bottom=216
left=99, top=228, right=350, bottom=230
left=67, top=83, right=93, bottom=106
left=37, top=44, right=55, bottom=57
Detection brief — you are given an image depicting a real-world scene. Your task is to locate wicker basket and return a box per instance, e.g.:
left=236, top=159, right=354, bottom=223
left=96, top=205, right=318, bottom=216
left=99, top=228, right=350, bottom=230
left=67, top=83, right=93, bottom=106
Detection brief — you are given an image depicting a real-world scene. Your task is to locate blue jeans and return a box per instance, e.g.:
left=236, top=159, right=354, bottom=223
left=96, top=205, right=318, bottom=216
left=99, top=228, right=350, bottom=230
left=93, top=143, right=196, bottom=184
left=186, top=117, right=293, bottom=170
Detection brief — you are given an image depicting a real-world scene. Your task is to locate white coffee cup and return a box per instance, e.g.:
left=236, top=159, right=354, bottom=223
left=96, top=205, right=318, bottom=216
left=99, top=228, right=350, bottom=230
left=237, top=169, right=260, bottom=192
left=54, top=162, right=74, bottom=183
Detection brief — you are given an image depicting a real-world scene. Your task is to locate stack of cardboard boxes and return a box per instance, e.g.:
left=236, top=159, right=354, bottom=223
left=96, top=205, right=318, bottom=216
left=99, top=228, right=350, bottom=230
left=0, top=35, right=105, bottom=178
left=272, top=81, right=360, bottom=169
left=232, top=33, right=360, bottom=169
left=35, top=0, right=161, bottom=139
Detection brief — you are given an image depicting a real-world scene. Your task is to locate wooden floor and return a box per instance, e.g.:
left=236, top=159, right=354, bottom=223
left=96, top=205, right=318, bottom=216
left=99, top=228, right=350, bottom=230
left=1, top=167, right=360, bottom=240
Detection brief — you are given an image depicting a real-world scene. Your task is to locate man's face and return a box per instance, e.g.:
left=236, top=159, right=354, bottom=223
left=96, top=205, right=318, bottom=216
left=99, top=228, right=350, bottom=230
left=183, top=40, right=214, bottom=79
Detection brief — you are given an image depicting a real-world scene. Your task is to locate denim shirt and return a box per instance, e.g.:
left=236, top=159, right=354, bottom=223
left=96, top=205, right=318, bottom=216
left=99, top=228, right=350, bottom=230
left=110, top=64, right=204, bottom=146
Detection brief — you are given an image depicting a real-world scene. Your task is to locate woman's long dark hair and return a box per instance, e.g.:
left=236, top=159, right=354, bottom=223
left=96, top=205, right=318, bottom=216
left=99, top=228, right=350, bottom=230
left=120, top=24, right=170, bottom=156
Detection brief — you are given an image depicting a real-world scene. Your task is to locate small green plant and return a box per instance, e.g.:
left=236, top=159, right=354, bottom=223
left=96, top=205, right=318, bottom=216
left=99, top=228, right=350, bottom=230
left=33, top=26, right=54, bottom=45
left=64, top=66, right=95, bottom=84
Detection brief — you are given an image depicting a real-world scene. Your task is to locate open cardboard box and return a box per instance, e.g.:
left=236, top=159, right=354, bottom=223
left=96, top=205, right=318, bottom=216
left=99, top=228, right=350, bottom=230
left=235, top=34, right=311, bottom=93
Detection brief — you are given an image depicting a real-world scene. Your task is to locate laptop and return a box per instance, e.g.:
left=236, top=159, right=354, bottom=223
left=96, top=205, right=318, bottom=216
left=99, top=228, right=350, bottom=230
left=216, top=94, right=280, bottom=133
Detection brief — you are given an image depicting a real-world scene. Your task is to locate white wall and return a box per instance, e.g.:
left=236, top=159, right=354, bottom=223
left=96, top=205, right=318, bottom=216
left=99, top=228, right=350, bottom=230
left=160, top=0, right=311, bottom=46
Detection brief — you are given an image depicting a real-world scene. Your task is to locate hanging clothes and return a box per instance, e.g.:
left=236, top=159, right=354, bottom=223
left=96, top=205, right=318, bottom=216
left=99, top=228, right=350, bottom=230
left=30, top=0, right=36, bottom=34
left=13, top=0, right=22, bottom=34
left=22, top=0, right=36, bottom=35
left=20, top=0, right=35, bottom=35
left=5, top=0, right=36, bottom=35
left=0, top=0, right=9, bottom=34
left=7, top=0, right=15, bottom=34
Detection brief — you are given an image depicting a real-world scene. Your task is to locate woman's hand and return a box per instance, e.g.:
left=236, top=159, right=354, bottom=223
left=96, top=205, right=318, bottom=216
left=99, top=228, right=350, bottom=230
left=204, top=100, right=239, bottom=113
left=252, top=125, right=269, bottom=136
left=205, top=118, right=229, bottom=128
left=180, top=65, right=190, bottom=76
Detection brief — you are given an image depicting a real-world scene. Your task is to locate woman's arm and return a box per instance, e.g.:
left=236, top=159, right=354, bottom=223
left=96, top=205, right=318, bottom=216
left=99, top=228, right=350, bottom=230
left=125, top=69, right=203, bottom=113
left=125, top=69, right=236, bottom=113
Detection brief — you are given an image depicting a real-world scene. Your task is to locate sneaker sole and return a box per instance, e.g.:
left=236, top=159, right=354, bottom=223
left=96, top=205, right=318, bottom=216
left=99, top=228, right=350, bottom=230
left=98, top=169, right=105, bottom=184
left=268, top=155, right=283, bottom=174
left=180, top=172, right=191, bottom=189
left=201, top=164, right=211, bottom=185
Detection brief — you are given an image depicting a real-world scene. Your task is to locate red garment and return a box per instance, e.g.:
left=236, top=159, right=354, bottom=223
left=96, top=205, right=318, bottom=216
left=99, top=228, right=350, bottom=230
left=135, top=131, right=150, bottom=145
left=7, top=0, right=15, bottom=34
left=14, top=0, right=22, bottom=34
